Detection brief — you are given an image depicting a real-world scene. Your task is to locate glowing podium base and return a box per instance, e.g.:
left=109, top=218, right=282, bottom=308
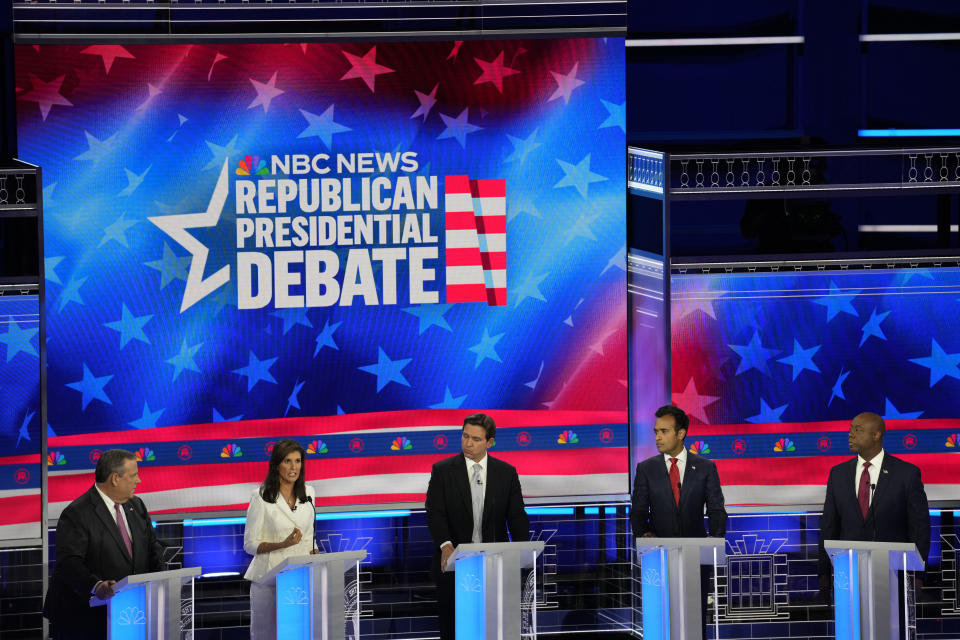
left=90, top=566, right=201, bottom=640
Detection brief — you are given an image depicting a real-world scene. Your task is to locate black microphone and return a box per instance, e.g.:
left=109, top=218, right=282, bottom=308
left=677, top=482, right=682, bottom=492
left=306, top=496, right=318, bottom=553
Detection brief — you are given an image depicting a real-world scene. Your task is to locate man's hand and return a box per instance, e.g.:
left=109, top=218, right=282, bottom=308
left=94, top=580, right=117, bottom=600
left=440, top=544, right=454, bottom=572
left=642, top=532, right=655, bottom=538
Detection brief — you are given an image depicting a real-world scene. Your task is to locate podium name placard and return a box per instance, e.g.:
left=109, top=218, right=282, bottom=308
left=446, top=541, right=545, bottom=640
left=90, top=566, right=201, bottom=640
left=256, top=551, right=367, bottom=640
left=824, top=540, right=924, bottom=640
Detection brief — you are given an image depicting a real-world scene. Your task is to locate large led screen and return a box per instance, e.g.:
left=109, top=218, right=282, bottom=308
left=16, top=39, right=627, bottom=515
left=672, top=267, right=960, bottom=506
left=0, top=295, right=42, bottom=539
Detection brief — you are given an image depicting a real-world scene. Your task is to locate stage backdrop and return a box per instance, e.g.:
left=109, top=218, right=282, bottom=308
left=672, top=267, right=960, bottom=505
left=16, top=39, right=628, bottom=516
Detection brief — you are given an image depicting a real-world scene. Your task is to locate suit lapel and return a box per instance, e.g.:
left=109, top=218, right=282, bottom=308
left=91, top=489, right=133, bottom=564
left=453, top=455, right=473, bottom=520
left=481, top=459, right=496, bottom=528
left=679, top=456, right=697, bottom=511
left=868, top=456, right=892, bottom=516
left=653, top=457, right=679, bottom=513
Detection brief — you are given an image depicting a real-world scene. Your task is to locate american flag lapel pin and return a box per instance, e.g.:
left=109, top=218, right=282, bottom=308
left=883, top=469, right=888, bottom=474
left=691, top=466, right=696, bottom=471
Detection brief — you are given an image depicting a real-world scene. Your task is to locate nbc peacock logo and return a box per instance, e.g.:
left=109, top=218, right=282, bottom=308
left=773, top=437, right=796, bottom=453
left=135, top=447, right=155, bottom=462
left=47, top=451, right=66, bottom=466
left=221, top=443, right=243, bottom=458
left=557, top=430, right=579, bottom=444
left=391, top=436, right=413, bottom=451
left=688, top=440, right=710, bottom=455
left=236, top=154, right=268, bottom=176
left=946, top=433, right=960, bottom=448
left=307, top=439, right=328, bottom=454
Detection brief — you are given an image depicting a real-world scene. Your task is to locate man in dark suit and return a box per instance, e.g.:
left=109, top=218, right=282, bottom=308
left=630, top=405, right=727, bottom=538
left=819, top=412, right=930, bottom=599
left=43, top=449, right=165, bottom=639
left=425, top=413, right=530, bottom=640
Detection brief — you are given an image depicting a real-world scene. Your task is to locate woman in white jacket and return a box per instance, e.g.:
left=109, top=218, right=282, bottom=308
left=243, top=439, right=318, bottom=639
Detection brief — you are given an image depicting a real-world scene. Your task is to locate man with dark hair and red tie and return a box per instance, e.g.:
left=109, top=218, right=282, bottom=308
left=43, top=449, right=165, bottom=639
left=818, top=412, right=930, bottom=597
left=630, top=404, right=727, bottom=539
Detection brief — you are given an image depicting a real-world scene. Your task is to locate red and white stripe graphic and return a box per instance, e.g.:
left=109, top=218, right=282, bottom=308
left=444, top=175, right=507, bottom=306
left=471, top=179, right=507, bottom=306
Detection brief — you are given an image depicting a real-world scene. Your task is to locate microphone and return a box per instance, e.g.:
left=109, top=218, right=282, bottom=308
left=677, top=482, right=682, bottom=493
left=306, top=496, right=318, bottom=553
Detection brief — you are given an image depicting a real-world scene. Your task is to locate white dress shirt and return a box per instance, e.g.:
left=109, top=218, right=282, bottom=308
left=243, top=484, right=316, bottom=582
left=662, top=448, right=688, bottom=486
left=855, top=449, right=884, bottom=506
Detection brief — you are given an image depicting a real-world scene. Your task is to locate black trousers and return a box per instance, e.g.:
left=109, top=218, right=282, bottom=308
left=436, top=570, right=456, bottom=640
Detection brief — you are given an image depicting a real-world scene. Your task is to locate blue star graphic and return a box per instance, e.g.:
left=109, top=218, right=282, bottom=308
left=336, top=405, right=345, bottom=415
left=882, top=398, right=923, bottom=420
left=525, top=361, right=545, bottom=389
left=599, top=99, right=626, bottom=132
left=899, top=269, right=934, bottom=285
left=563, top=212, right=599, bottom=244
left=514, top=272, right=549, bottom=308
left=99, top=212, right=137, bottom=248
left=43, top=182, right=57, bottom=207
left=103, top=303, right=152, bottom=348
left=437, top=108, right=482, bottom=148
left=504, top=128, right=542, bottom=165
left=828, top=369, right=851, bottom=406
left=314, top=320, right=342, bottom=356
left=909, top=339, right=960, bottom=387
left=144, top=241, right=190, bottom=290
left=74, top=130, right=118, bottom=163
left=203, top=134, right=241, bottom=171
left=211, top=286, right=234, bottom=316
left=430, top=386, right=467, bottom=409
left=45, top=255, right=65, bottom=285
left=554, top=153, right=608, bottom=199
left=813, top=281, right=860, bottom=322
left=0, top=321, right=39, bottom=361
left=16, top=411, right=35, bottom=447
left=166, top=339, right=202, bottom=381
left=777, top=339, right=822, bottom=380
left=66, top=363, right=113, bottom=410
left=285, top=379, right=307, bottom=416
left=233, top=350, right=279, bottom=391
left=468, top=329, right=505, bottom=368
left=728, top=331, right=779, bottom=376
left=358, top=347, right=412, bottom=392
left=403, top=304, right=453, bottom=334
left=58, top=275, right=87, bottom=311
left=129, top=401, right=164, bottom=429
left=746, top=398, right=788, bottom=423
left=118, top=165, right=151, bottom=197
left=859, top=308, right=891, bottom=347
left=298, top=105, right=352, bottom=149
left=212, top=408, right=244, bottom=422
left=271, top=309, right=313, bottom=335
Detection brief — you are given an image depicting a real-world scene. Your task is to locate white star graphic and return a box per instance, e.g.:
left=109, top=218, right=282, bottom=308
left=548, top=62, right=585, bottom=105
left=248, top=72, right=284, bottom=113
left=74, top=130, right=119, bottom=163
left=148, top=159, right=231, bottom=312
left=554, top=153, right=607, bottom=198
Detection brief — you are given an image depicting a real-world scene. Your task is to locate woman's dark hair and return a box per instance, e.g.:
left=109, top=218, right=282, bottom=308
left=260, top=439, right=308, bottom=505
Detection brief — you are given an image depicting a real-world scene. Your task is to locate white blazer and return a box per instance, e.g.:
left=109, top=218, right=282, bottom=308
left=243, top=484, right=316, bottom=582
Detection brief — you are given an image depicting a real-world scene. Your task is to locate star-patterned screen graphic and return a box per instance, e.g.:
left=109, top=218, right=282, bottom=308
left=671, top=267, right=960, bottom=505
left=0, top=296, right=41, bottom=539
left=15, top=39, right=627, bottom=515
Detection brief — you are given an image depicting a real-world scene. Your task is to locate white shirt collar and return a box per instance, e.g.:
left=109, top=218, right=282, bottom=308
left=858, top=449, right=884, bottom=469
left=663, top=448, right=687, bottom=465
left=94, top=484, right=118, bottom=512
left=466, top=454, right=488, bottom=469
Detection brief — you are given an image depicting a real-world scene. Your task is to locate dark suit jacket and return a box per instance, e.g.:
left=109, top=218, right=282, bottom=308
left=819, top=453, right=930, bottom=573
left=630, top=452, right=727, bottom=538
left=425, top=454, right=530, bottom=576
left=43, top=486, right=165, bottom=638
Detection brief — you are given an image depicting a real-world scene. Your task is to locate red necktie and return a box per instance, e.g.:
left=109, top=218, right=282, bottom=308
left=669, top=457, right=681, bottom=506
left=115, top=502, right=133, bottom=558
left=857, top=461, right=871, bottom=519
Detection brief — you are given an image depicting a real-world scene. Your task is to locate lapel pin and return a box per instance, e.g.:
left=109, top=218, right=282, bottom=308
left=882, top=469, right=888, bottom=474
left=691, top=466, right=696, bottom=470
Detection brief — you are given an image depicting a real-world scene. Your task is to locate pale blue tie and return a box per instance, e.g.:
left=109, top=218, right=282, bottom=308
left=471, top=463, right=483, bottom=543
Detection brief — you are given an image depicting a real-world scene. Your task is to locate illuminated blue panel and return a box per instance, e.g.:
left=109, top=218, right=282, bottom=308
left=640, top=550, right=668, bottom=640
left=833, top=551, right=861, bottom=640
left=859, top=129, right=960, bottom=137
left=109, top=583, right=147, bottom=640
left=455, top=554, right=486, bottom=640
left=276, top=566, right=312, bottom=639
left=526, top=508, right=574, bottom=516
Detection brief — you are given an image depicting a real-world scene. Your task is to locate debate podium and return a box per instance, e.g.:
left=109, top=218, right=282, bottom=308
left=824, top=540, right=924, bottom=640
left=256, top=551, right=367, bottom=640
left=446, top=541, right=545, bottom=639
left=635, top=537, right=725, bottom=640
left=89, top=566, right=201, bottom=640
